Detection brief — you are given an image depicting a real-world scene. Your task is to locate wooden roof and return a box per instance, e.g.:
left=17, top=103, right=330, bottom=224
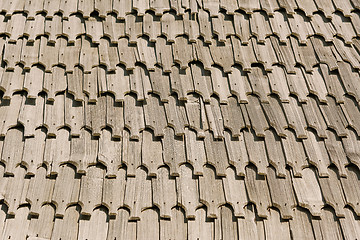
left=0, top=0, right=360, bottom=239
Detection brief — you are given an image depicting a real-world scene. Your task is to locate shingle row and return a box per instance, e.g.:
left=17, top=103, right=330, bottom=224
left=0, top=163, right=359, bottom=239
left=0, top=0, right=359, bottom=19
left=1, top=11, right=360, bottom=45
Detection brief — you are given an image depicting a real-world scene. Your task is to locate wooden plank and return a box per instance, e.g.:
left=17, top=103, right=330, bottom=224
left=177, top=164, right=201, bottom=219
left=141, top=129, right=164, bottom=177
left=311, top=208, right=343, bottom=240
left=237, top=205, right=261, bottom=240
left=173, top=36, right=194, bottom=69
left=155, top=37, right=173, bottom=72
left=3, top=166, right=29, bottom=215
left=1, top=206, right=30, bottom=239
left=63, top=37, right=81, bottom=72
left=215, top=206, right=239, bottom=239
left=289, top=207, right=316, bottom=239
left=184, top=128, right=206, bottom=175
left=22, top=128, right=46, bottom=175
left=266, top=65, right=290, bottom=102
left=160, top=208, right=187, bottom=239
left=198, top=9, right=212, bottom=43
left=247, top=67, right=271, bottom=103
left=267, top=167, right=296, bottom=219
left=43, top=67, right=67, bottom=101
left=245, top=95, right=268, bottom=137
left=210, top=66, right=231, bottom=103
left=188, top=208, right=214, bottom=239
left=310, top=37, right=338, bottom=70
left=193, top=39, right=214, bottom=71
left=319, top=63, right=344, bottom=103
left=282, top=97, right=307, bottom=138
left=189, top=63, right=212, bottom=103
left=98, top=38, right=117, bottom=71
left=205, top=97, right=224, bottom=139
left=303, top=67, right=328, bottom=103
left=84, top=95, right=107, bottom=136
left=342, top=128, right=360, bottom=168
left=261, top=96, right=288, bottom=137
left=184, top=93, right=209, bottom=138
left=107, top=208, right=136, bottom=239
left=269, top=11, right=290, bottom=42
left=43, top=0, right=60, bottom=17
left=137, top=209, right=159, bottom=239
left=7, top=13, right=26, bottom=42
left=80, top=35, right=99, bottom=73
left=320, top=97, right=347, bottom=138
left=281, top=129, right=308, bottom=176
left=78, top=208, right=108, bottom=239
left=143, top=94, right=167, bottom=137
left=43, top=94, right=65, bottom=136
left=43, top=129, right=70, bottom=175
left=2, top=128, right=24, bottom=176
left=269, top=36, right=296, bottom=73
left=251, top=37, right=277, bottom=72
left=183, top=12, right=200, bottom=42
left=292, top=167, right=324, bottom=216
left=79, top=166, right=104, bottom=215
left=340, top=166, right=360, bottom=215
left=64, top=92, right=84, bottom=136
left=23, top=66, right=44, bottom=98
left=143, top=13, right=161, bottom=42
left=209, top=38, right=234, bottom=73
left=0, top=67, right=25, bottom=99
left=69, top=129, right=98, bottom=174
left=113, top=0, right=132, bottom=19
left=78, top=0, right=94, bottom=18
left=21, top=39, right=40, bottom=70
left=102, top=168, right=126, bottom=216
left=26, top=167, right=54, bottom=216
left=3, top=39, right=23, bottom=70
left=221, top=96, right=245, bottom=137
left=249, top=11, right=272, bottom=43
left=288, top=13, right=314, bottom=42
left=39, top=37, right=59, bottom=72
left=243, top=130, right=268, bottom=175
left=204, top=131, right=228, bottom=176
left=125, top=14, right=142, bottom=43
left=63, top=15, right=85, bottom=44
left=230, top=36, right=257, bottom=71
left=0, top=94, right=23, bottom=136
left=244, top=165, right=272, bottom=218
left=169, top=66, right=193, bottom=101
left=60, top=0, right=77, bottom=19
left=28, top=204, right=55, bottom=239
left=98, top=128, right=122, bottom=177
left=18, top=96, right=45, bottom=137
left=107, top=65, right=131, bottom=102
left=117, top=38, right=136, bottom=70
left=302, top=130, right=331, bottom=177
left=122, top=130, right=142, bottom=176
left=152, top=167, right=177, bottom=218
left=301, top=96, right=328, bottom=138
left=136, top=37, right=156, bottom=71
left=85, top=17, right=103, bottom=44
left=106, top=94, right=124, bottom=138
left=24, top=15, right=45, bottom=42
left=318, top=167, right=346, bottom=217
left=227, top=66, right=251, bottom=103
left=224, top=131, right=249, bottom=176
left=161, top=13, right=182, bottom=42
left=264, top=130, right=286, bottom=177
left=124, top=94, right=145, bottom=139
left=222, top=167, right=247, bottom=217
left=162, top=127, right=186, bottom=176
left=148, top=66, right=171, bottom=102
left=339, top=208, right=360, bottom=239
left=123, top=167, right=152, bottom=220
left=286, top=74, right=308, bottom=105
left=51, top=205, right=80, bottom=239
left=263, top=208, right=291, bottom=239
left=290, top=36, right=317, bottom=72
